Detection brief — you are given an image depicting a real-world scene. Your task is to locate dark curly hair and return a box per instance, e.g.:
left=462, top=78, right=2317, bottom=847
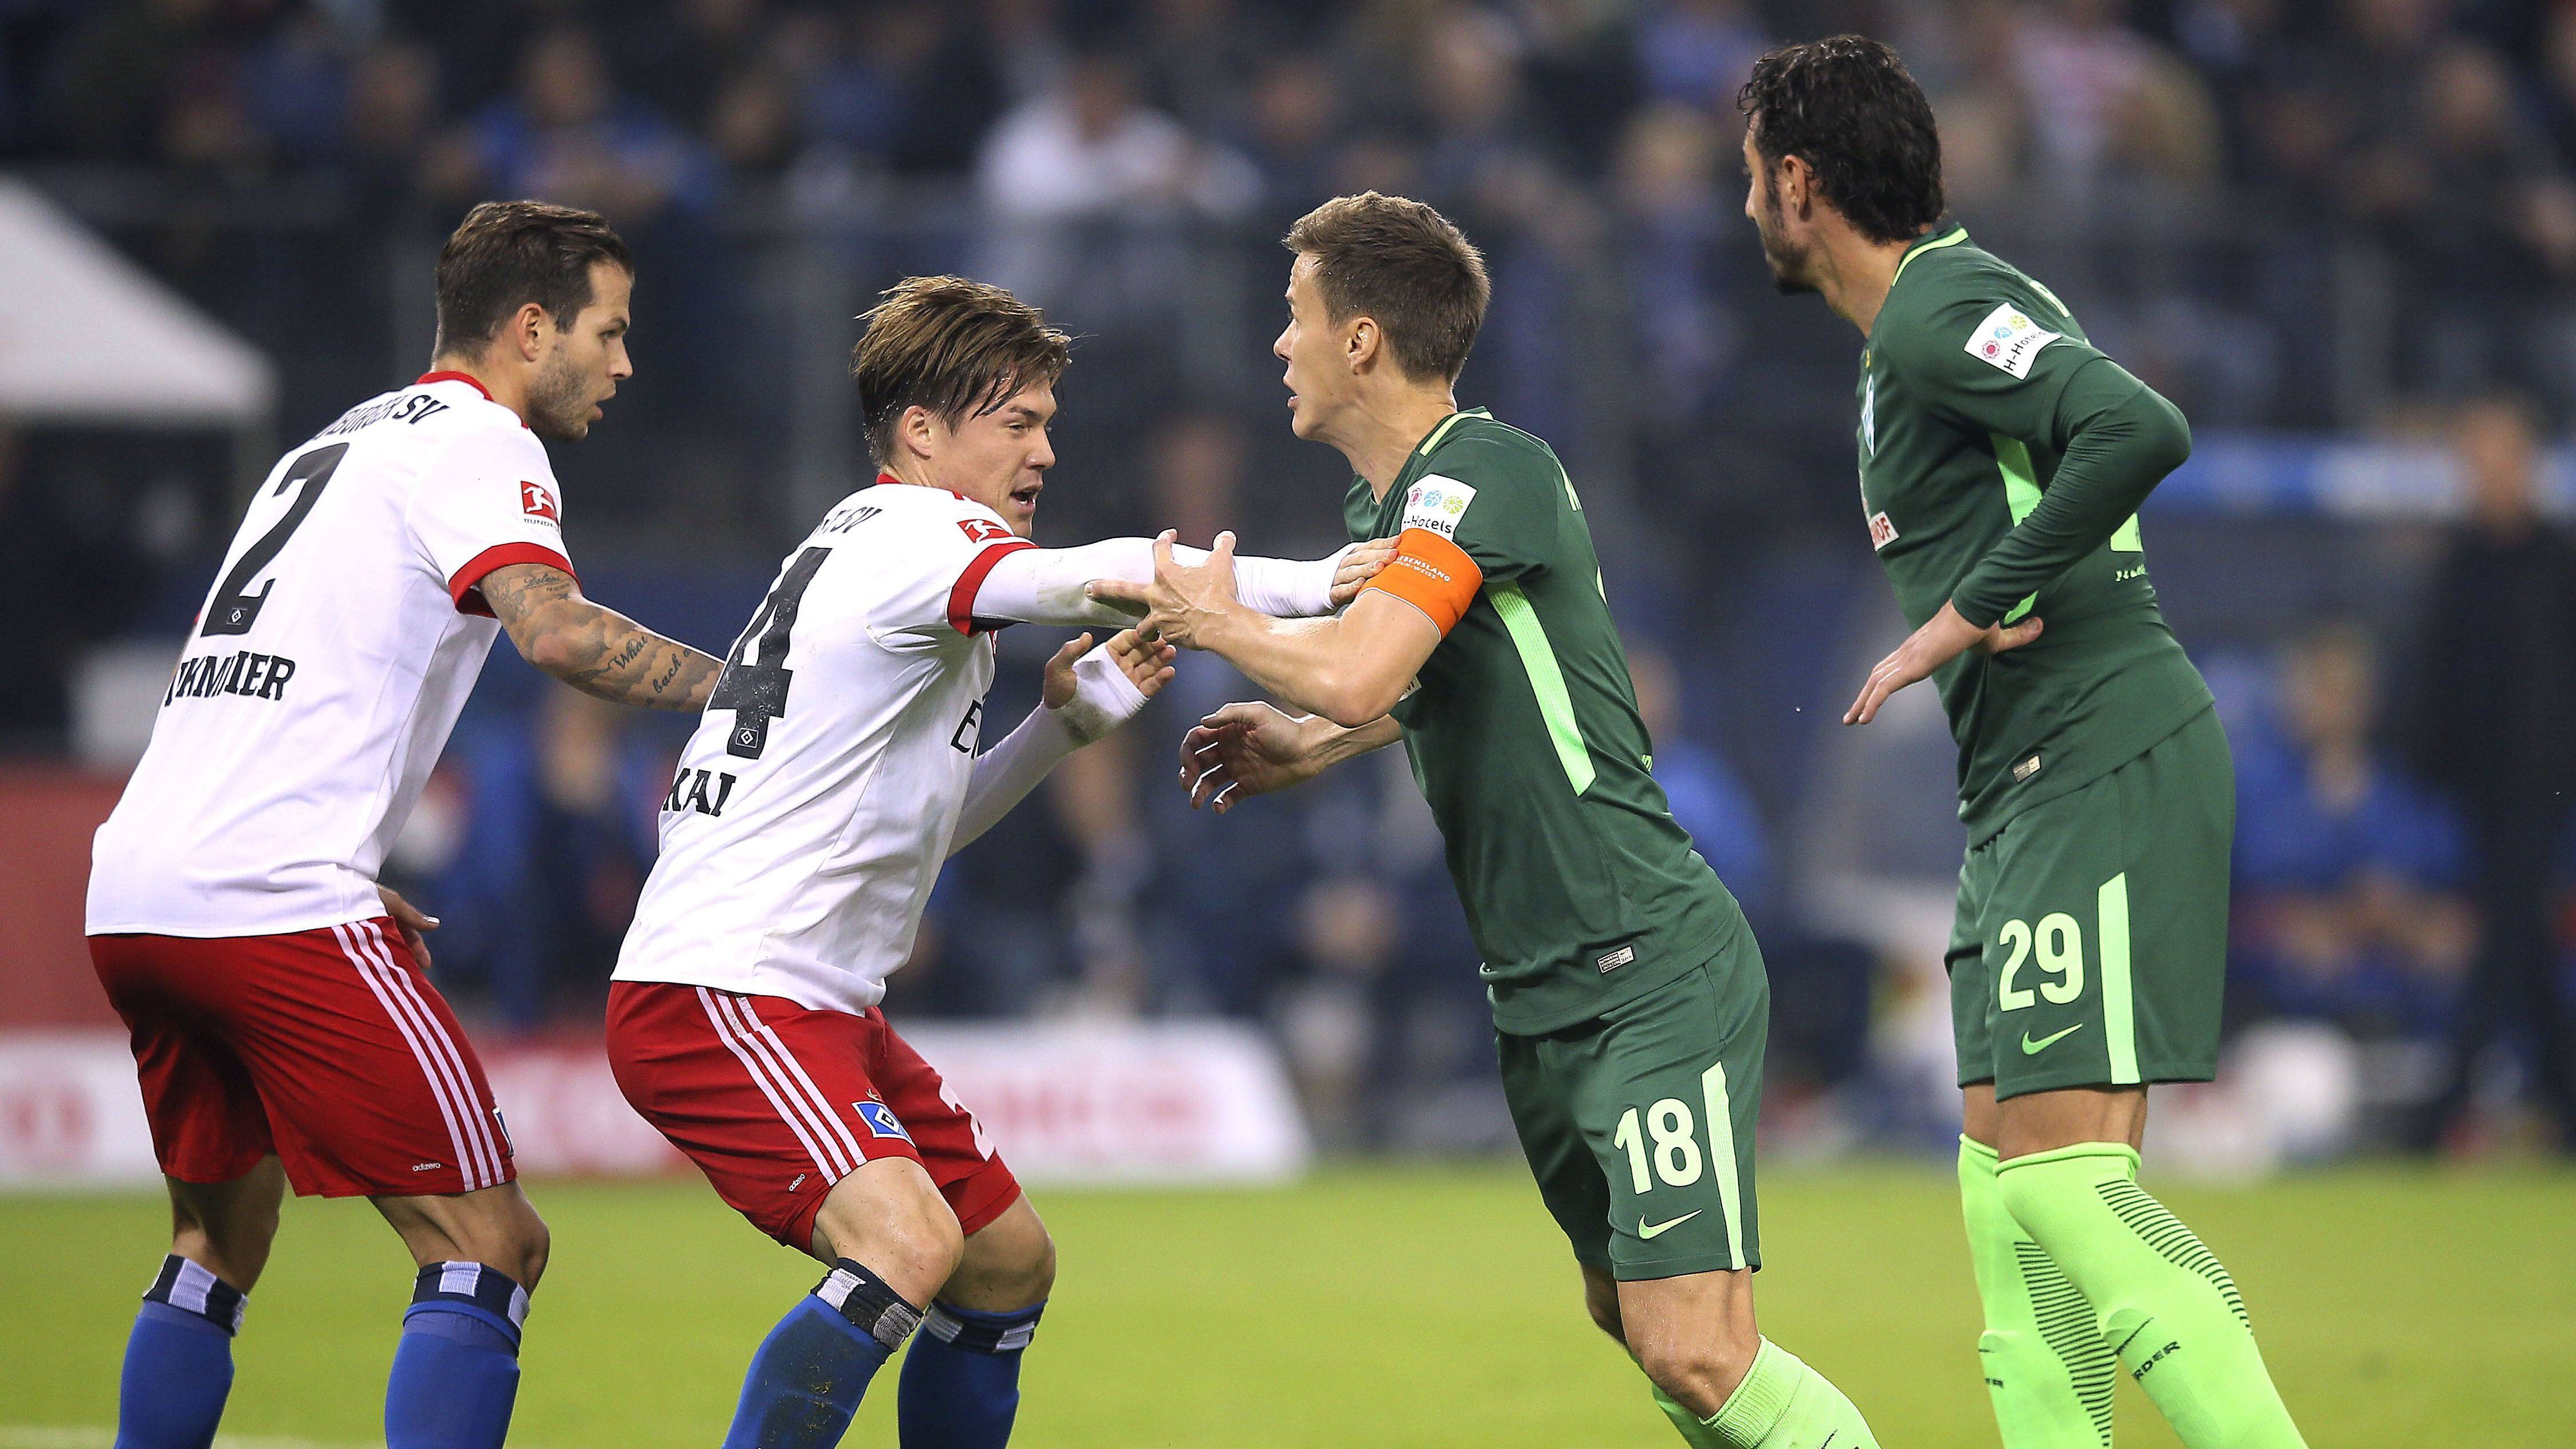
left=1738, top=36, right=1945, bottom=246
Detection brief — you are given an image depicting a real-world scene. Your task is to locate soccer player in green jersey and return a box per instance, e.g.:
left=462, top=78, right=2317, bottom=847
left=1737, top=36, right=2308, bottom=1449
left=1093, top=193, right=1882, bottom=1449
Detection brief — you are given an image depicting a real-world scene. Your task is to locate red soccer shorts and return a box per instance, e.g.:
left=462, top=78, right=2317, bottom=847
left=606, top=981, right=1021, bottom=1250
left=90, top=918, right=516, bottom=1197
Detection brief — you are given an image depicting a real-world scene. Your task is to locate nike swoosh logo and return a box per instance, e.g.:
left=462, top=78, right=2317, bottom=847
left=1639, top=1210, right=1702, bottom=1240
left=2022, top=1024, right=2084, bottom=1055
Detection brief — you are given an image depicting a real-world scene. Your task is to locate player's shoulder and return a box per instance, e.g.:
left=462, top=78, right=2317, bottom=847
left=1423, top=410, right=1560, bottom=476
left=1417, top=411, right=1564, bottom=502
left=1880, top=247, right=2079, bottom=384
left=322, top=376, right=548, bottom=474
left=835, top=480, right=1018, bottom=550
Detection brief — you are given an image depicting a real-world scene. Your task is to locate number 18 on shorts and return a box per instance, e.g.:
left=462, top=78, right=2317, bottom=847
left=1500, top=954, right=1768, bottom=1282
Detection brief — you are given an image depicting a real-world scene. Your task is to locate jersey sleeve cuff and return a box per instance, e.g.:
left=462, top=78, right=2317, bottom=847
left=449, top=543, right=575, bottom=617
left=948, top=539, right=1039, bottom=634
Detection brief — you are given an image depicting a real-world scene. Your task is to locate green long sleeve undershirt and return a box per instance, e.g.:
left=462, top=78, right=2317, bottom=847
left=1951, top=358, right=2193, bottom=630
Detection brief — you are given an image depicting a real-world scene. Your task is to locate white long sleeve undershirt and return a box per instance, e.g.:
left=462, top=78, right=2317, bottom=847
left=966, top=538, right=1350, bottom=629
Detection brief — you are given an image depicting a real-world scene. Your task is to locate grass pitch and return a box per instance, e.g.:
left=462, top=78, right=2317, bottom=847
left=1, top=1161, right=2568, bottom=1448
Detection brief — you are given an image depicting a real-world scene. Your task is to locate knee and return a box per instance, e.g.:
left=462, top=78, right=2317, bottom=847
left=1012, top=1226, right=1058, bottom=1304
left=498, top=1201, right=551, bottom=1290
left=1631, top=1330, right=1760, bottom=1418
left=873, top=1192, right=967, bottom=1295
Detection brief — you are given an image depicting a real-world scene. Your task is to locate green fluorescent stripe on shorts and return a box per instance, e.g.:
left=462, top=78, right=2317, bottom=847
left=1488, top=582, right=1594, bottom=795
left=2099, top=873, right=2139, bottom=1084
left=1701, top=1061, right=1745, bottom=1270
left=1991, top=434, right=2044, bottom=625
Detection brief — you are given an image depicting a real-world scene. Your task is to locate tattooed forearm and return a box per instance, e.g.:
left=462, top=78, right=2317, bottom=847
left=481, top=561, right=723, bottom=711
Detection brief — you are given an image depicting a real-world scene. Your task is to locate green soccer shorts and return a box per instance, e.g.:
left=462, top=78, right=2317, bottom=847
left=1947, top=706, right=2233, bottom=1101
left=1498, top=932, right=1768, bottom=1281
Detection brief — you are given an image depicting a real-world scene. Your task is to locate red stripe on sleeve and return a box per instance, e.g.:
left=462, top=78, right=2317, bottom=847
left=948, top=539, right=1038, bottom=635
left=449, top=543, right=576, bottom=617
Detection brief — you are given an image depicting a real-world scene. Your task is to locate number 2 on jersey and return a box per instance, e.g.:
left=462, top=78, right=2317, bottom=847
left=711, top=546, right=830, bottom=759
left=201, top=443, right=348, bottom=638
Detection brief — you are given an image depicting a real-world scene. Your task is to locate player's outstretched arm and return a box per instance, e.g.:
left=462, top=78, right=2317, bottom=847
left=480, top=561, right=724, bottom=710
left=951, top=629, right=1176, bottom=852
left=1091, top=532, right=1440, bottom=728
left=971, top=535, right=1396, bottom=631
left=1180, top=704, right=1401, bottom=814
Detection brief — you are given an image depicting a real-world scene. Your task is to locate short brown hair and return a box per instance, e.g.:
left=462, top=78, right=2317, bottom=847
left=1283, top=193, right=1490, bottom=382
left=851, top=276, right=1073, bottom=467
left=434, top=200, right=633, bottom=355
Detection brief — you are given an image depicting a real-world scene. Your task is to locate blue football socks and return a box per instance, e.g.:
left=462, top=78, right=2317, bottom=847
left=898, top=1300, right=1045, bottom=1449
left=724, top=1258, right=925, bottom=1449
left=384, top=1262, right=530, bottom=1449
left=117, top=1255, right=246, bottom=1449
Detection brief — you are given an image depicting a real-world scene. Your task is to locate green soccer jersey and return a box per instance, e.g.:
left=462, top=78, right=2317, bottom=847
left=1860, top=227, right=2214, bottom=842
left=1346, top=407, right=1748, bottom=1034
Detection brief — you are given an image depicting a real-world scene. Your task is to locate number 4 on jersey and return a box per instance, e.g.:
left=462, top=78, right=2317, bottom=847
left=711, top=546, right=829, bottom=759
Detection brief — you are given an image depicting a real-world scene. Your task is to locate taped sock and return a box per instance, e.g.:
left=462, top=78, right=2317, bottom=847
left=384, top=1262, right=528, bottom=1449
left=723, top=1258, right=923, bottom=1449
left=898, top=1300, right=1044, bottom=1449
left=117, top=1255, right=244, bottom=1449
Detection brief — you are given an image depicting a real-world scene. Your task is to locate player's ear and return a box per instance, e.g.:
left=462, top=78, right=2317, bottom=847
left=900, top=404, right=938, bottom=462
left=1346, top=315, right=1378, bottom=374
left=512, top=301, right=551, bottom=362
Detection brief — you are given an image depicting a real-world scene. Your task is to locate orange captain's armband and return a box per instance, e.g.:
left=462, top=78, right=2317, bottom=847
left=1361, top=528, right=1485, bottom=635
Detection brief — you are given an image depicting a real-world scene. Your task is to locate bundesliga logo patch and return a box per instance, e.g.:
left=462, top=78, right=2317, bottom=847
left=854, top=1101, right=914, bottom=1144
left=957, top=517, right=1015, bottom=544
left=520, top=481, right=560, bottom=524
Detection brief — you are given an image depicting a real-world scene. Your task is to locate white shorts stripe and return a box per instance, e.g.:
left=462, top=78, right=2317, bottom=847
left=363, top=923, right=507, bottom=1186
left=713, top=993, right=865, bottom=1176
left=695, top=988, right=847, bottom=1179
left=728, top=997, right=869, bottom=1171
left=355, top=921, right=504, bottom=1188
left=333, top=923, right=478, bottom=1188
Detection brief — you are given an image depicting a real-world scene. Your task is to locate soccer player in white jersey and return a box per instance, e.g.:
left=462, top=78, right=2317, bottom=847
left=85, top=201, right=727, bottom=1449
left=606, top=276, right=1387, bottom=1449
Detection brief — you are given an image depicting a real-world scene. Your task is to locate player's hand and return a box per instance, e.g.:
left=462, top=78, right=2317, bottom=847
left=1042, top=631, right=1179, bottom=709
left=1087, top=530, right=1239, bottom=649
left=378, top=885, right=441, bottom=971
left=1328, top=538, right=1400, bottom=608
left=1046, top=630, right=1177, bottom=743
left=1844, top=600, right=2043, bottom=727
left=1180, top=701, right=1325, bottom=813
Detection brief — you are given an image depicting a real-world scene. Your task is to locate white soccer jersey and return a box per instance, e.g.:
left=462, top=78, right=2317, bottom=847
left=88, top=372, right=576, bottom=937
left=613, top=480, right=1040, bottom=1014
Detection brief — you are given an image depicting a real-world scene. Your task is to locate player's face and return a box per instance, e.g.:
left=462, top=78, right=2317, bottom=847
left=1742, top=128, right=1820, bottom=297
left=931, top=382, right=1057, bottom=538
left=1274, top=254, right=1351, bottom=442
left=527, top=262, right=634, bottom=441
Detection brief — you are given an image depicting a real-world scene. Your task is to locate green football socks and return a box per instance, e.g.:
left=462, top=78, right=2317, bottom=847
left=1959, top=1136, right=2115, bottom=1447
left=1651, top=1338, right=1881, bottom=1449
left=1996, top=1142, right=2307, bottom=1449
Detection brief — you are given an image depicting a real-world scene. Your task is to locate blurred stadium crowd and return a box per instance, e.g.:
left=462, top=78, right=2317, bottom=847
left=3, top=0, right=2573, bottom=1160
